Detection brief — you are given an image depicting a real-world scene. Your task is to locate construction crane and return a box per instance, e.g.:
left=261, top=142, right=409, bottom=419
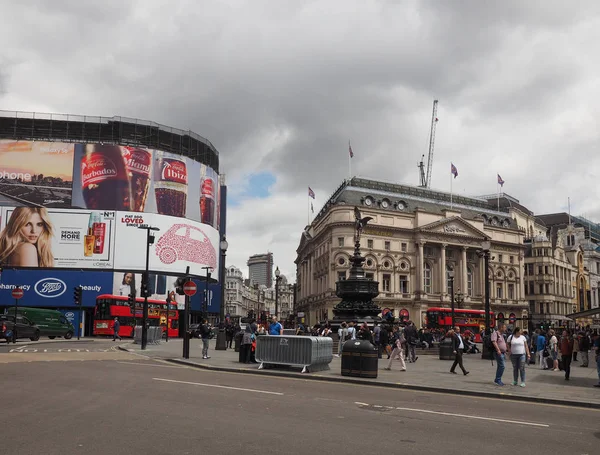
left=418, top=99, right=438, bottom=188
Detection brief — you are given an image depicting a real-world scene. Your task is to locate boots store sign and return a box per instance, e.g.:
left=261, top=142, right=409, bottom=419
left=0, top=269, right=113, bottom=307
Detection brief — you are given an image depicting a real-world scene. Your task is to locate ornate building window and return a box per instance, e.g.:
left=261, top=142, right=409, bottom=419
left=446, top=265, right=453, bottom=292
left=467, top=268, right=473, bottom=297
left=508, top=283, right=514, bottom=300
left=399, top=275, right=409, bottom=294
left=424, top=263, right=432, bottom=293
left=383, top=274, right=391, bottom=292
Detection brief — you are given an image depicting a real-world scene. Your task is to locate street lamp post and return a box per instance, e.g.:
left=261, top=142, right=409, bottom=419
left=479, top=240, right=492, bottom=359
left=274, top=266, right=282, bottom=319
left=138, top=225, right=159, bottom=351
left=216, top=236, right=229, bottom=350
left=448, top=269, right=455, bottom=328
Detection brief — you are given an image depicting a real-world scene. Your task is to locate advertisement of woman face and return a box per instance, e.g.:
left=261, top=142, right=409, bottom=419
left=0, top=207, right=55, bottom=267
left=117, top=272, right=137, bottom=297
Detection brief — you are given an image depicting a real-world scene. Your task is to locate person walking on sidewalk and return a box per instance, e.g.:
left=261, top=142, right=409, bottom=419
left=385, top=326, right=406, bottom=371
left=536, top=331, right=548, bottom=370
left=548, top=329, right=559, bottom=371
left=594, top=335, right=600, bottom=388
left=269, top=316, right=283, bottom=336
left=200, top=319, right=211, bottom=359
left=404, top=320, right=419, bottom=363
left=112, top=317, right=122, bottom=341
left=578, top=332, right=590, bottom=367
left=450, top=326, right=469, bottom=376
left=560, top=330, right=574, bottom=381
left=491, top=323, right=507, bottom=385
left=507, top=327, right=530, bottom=387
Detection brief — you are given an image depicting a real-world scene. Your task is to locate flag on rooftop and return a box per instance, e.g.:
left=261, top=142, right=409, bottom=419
left=308, top=187, right=315, bottom=199
left=451, top=163, right=458, bottom=179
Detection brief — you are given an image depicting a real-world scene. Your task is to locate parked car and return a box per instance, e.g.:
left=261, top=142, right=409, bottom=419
left=5, top=307, right=74, bottom=339
left=1, top=314, right=41, bottom=342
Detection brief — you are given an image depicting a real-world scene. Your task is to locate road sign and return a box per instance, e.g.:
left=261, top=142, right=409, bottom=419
left=12, top=288, right=24, bottom=300
left=183, top=281, right=197, bottom=296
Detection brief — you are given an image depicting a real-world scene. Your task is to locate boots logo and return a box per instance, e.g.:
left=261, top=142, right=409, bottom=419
left=34, top=278, right=67, bottom=298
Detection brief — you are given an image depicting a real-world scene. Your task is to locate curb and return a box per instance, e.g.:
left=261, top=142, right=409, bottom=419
left=164, top=358, right=600, bottom=410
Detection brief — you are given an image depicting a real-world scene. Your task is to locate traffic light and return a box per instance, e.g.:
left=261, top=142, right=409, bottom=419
left=175, top=276, right=186, bottom=295
left=128, top=293, right=135, bottom=307
left=140, top=282, right=150, bottom=298
left=73, top=286, right=83, bottom=305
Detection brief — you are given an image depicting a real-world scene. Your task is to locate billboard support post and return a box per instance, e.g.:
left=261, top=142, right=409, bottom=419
left=11, top=286, right=23, bottom=343
left=138, top=225, right=160, bottom=351
left=182, top=266, right=191, bottom=359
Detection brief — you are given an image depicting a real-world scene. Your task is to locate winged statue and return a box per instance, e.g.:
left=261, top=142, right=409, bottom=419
left=354, top=207, right=373, bottom=244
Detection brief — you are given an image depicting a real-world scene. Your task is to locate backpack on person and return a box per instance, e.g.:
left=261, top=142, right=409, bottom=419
left=484, top=332, right=496, bottom=353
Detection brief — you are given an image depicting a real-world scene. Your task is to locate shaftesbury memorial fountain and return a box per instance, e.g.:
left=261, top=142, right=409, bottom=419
left=331, top=207, right=381, bottom=327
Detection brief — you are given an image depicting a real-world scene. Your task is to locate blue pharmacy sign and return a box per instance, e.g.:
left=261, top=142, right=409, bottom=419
left=0, top=269, right=114, bottom=308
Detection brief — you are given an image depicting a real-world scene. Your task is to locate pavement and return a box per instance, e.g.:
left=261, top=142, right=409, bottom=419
left=118, top=339, right=600, bottom=409
left=2, top=357, right=599, bottom=455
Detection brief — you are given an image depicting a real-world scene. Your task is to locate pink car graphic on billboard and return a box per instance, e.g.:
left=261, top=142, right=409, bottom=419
left=155, top=223, right=217, bottom=269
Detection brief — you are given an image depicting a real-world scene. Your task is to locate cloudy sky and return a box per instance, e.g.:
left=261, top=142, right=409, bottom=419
left=1, top=0, right=599, bottom=280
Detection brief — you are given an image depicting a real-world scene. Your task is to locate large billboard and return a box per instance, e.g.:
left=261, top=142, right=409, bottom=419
left=0, top=141, right=74, bottom=208
left=0, top=140, right=221, bottom=280
left=113, top=212, right=219, bottom=277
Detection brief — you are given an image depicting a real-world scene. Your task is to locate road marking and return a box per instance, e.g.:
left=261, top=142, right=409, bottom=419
left=153, top=378, right=284, bottom=396
left=355, top=402, right=550, bottom=427
left=117, top=361, right=183, bottom=368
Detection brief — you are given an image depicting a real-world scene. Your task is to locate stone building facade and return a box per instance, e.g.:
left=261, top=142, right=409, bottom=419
left=225, top=265, right=294, bottom=321
left=295, top=178, right=529, bottom=330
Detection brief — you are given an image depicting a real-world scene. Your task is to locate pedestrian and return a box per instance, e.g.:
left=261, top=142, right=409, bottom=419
left=225, top=322, right=234, bottom=349
left=593, top=335, right=600, bottom=388
left=380, top=324, right=391, bottom=359
left=560, top=330, right=574, bottom=380
left=373, top=322, right=382, bottom=358
left=384, top=326, right=406, bottom=371
left=536, top=331, right=548, bottom=370
left=507, top=327, right=530, bottom=387
left=269, top=316, right=283, bottom=335
left=491, top=322, right=507, bottom=386
left=347, top=321, right=357, bottom=340
left=357, top=322, right=373, bottom=343
left=403, top=320, right=419, bottom=363
left=450, top=326, right=469, bottom=376
left=548, top=329, right=559, bottom=371
left=241, top=322, right=254, bottom=363
left=572, top=333, right=579, bottom=362
left=578, top=332, right=590, bottom=367
left=200, top=319, right=211, bottom=359
left=112, top=317, right=121, bottom=341
left=337, top=322, right=350, bottom=357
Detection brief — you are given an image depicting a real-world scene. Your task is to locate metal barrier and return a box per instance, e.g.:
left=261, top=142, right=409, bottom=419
left=255, top=335, right=333, bottom=373
left=132, top=326, right=163, bottom=345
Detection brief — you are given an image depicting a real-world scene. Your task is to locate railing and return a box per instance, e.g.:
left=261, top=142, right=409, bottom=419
left=255, top=335, right=333, bottom=373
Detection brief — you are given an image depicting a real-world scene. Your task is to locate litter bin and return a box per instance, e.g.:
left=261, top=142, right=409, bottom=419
left=439, top=337, right=455, bottom=360
left=341, top=339, right=378, bottom=378
left=234, top=331, right=243, bottom=353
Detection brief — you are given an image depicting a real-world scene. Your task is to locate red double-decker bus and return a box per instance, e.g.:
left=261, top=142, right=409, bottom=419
left=425, top=307, right=495, bottom=342
left=93, top=294, right=179, bottom=338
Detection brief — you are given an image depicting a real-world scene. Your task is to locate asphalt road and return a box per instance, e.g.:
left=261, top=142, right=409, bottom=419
left=2, top=357, right=599, bottom=455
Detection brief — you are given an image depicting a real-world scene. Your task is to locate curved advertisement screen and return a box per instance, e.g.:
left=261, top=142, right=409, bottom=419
left=0, top=140, right=220, bottom=279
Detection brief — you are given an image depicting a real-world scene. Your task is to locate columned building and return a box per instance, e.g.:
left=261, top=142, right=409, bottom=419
left=225, top=266, right=245, bottom=317
left=295, top=178, right=528, bottom=329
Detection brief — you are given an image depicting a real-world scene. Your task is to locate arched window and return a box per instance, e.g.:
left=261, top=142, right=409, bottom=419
left=424, top=263, right=432, bottom=293
left=467, top=268, right=473, bottom=297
